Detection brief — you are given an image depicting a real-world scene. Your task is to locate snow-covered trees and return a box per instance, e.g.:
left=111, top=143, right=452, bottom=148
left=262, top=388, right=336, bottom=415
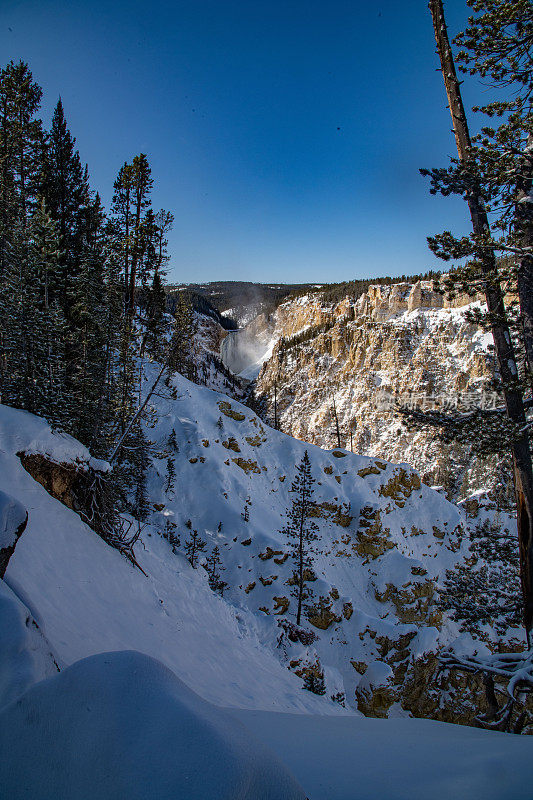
left=441, top=514, right=521, bottom=636
left=281, top=451, right=319, bottom=626
left=0, top=59, right=204, bottom=557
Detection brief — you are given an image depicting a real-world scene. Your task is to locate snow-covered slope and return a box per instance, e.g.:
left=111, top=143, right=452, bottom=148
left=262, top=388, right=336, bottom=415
left=234, top=709, right=533, bottom=800
left=3, top=363, right=511, bottom=722
left=2, top=371, right=532, bottom=797
left=1, top=404, right=332, bottom=713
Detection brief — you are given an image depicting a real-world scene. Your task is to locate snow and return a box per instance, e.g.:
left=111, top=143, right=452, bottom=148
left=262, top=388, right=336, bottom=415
left=0, top=489, right=26, bottom=549
left=0, top=579, right=58, bottom=708
left=234, top=710, right=533, bottom=800
left=356, top=659, right=394, bottom=695
left=0, top=403, right=109, bottom=473
left=0, top=650, right=307, bottom=800
left=1, top=402, right=334, bottom=713
left=1, top=372, right=469, bottom=715
left=1, top=367, right=533, bottom=797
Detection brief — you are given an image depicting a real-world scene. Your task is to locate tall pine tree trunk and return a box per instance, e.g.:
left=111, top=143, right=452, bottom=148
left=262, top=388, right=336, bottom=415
left=515, top=131, right=533, bottom=392
left=297, top=500, right=305, bottom=626
left=429, top=0, right=533, bottom=642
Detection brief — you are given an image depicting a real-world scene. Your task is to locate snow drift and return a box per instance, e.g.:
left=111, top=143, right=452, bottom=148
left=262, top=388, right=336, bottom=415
left=0, top=649, right=306, bottom=800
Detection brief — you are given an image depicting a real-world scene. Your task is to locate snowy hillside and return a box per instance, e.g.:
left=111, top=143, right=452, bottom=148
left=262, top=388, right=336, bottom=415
left=1, top=374, right=532, bottom=797
left=3, top=361, right=520, bottom=722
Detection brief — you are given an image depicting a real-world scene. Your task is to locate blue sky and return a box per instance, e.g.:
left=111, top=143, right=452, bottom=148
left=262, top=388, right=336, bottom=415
left=0, top=0, right=483, bottom=284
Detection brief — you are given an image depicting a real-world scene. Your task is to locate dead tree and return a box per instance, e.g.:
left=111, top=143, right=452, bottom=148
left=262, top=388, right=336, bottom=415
left=332, top=395, right=341, bottom=448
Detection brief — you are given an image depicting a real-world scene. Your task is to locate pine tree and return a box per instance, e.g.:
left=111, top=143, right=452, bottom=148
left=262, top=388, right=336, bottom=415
left=41, top=97, right=90, bottom=311
left=282, top=451, right=319, bottom=625
left=164, top=519, right=179, bottom=549
left=165, top=457, right=176, bottom=494
left=0, top=62, right=45, bottom=401
left=167, top=428, right=179, bottom=453
left=184, top=529, right=206, bottom=568
left=206, top=545, right=227, bottom=595
left=168, top=291, right=196, bottom=379
left=26, top=198, right=70, bottom=426
left=441, top=514, right=521, bottom=637
left=67, top=205, right=110, bottom=445
left=423, top=0, right=533, bottom=640
left=0, top=61, right=43, bottom=225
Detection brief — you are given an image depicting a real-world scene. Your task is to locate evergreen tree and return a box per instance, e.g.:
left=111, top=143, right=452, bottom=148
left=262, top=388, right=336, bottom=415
left=67, top=204, right=110, bottom=445
left=424, top=0, right=533, bottom=639
left=0, top=61, right=43, bottom=226
left=164, top=519, right=180, bottom=549
left=184, top=529, right=206, bottom=568
left=167, top=428, right=179, bottom=453
left=0, top=61, right=45, bottom=399
left=282, top=451, right=319, bottom=625
left=168, top=291, right=196, bottom=379
left=165, top=457, right=176, bottom=495
left=41, top=97, right=90, bottom=310
left=441, top=514, right=521, bottom=637
left=206, top=545, right=227, bottom=595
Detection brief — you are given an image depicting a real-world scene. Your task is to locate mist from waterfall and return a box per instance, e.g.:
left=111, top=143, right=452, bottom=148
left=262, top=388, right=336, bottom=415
left=221, top=330, right=274, bottom=380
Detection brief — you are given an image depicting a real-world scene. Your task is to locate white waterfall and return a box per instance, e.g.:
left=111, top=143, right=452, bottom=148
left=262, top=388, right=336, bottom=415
left=221, top=330, right=275, bottom=380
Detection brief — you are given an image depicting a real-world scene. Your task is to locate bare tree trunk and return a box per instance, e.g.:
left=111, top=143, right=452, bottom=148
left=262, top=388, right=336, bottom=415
left=332, top=395, right=341, bottom=448
left=429, top=0, right=533, bottom=642
left=108, top=359, right=168, bottom=464
left=296, top=500, right=305, bottom=626
left=515, top=132, right=533, bottom=392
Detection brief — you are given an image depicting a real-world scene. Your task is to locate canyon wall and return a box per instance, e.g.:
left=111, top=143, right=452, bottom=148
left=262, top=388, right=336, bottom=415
left=253, top=281, right=503, bottom=500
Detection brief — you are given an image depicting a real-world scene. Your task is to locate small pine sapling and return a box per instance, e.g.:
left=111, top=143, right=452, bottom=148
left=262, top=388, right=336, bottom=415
left=167, top=428, right=179, bottom=453
left=164, top=519, right=180, bottom=550
left=165, top=457, right=176, bottom=494
left=206, top=545, right=228, bottom=596
left=330, top=691, right=345, bottom=707
left=184, top=529, right=206, bottom=568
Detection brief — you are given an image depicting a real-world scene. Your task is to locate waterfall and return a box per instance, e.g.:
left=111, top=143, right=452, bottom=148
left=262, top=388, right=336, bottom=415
left=221, top=330, right=274, bottom=379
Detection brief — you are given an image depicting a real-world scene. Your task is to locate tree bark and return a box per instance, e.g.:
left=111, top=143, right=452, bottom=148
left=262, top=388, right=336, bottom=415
left=429, top=0, right=533, bottom=642
left=515, top=132, right=533, bottom=393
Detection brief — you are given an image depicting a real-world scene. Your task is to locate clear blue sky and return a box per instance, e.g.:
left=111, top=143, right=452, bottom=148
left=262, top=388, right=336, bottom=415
left=1, top=0, right=483, bottom=284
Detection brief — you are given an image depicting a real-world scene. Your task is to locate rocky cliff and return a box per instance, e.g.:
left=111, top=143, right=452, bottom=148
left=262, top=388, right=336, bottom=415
left=252, top=281, right=504, bottom=502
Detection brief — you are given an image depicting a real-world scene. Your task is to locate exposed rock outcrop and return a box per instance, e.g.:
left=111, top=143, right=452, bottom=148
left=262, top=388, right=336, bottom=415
left=254, top=281, right=500, bottom=501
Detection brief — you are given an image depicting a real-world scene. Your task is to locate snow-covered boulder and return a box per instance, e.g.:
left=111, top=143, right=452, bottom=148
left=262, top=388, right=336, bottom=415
left=0, top=650, right=307, bottom=800
left=0, top=489, right=27, bottom=577
left=355, top=660, right=398, bottom=718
